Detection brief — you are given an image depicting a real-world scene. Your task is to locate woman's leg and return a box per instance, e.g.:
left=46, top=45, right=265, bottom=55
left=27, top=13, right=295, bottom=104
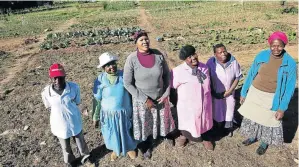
left=255, top=124, right=283, bottom=155
left=137, top=135, right=153, bottom=159
left=74, top=131, right=90, bottom=156
left=181, top=130, right=203, bottom=142
left=74, top=131, right=90, bottom=164
left=201, top=131, right=214, bottom=151
left=58, top=137, right=76, bottom=164
left=240, top=118, right=258, bottom=146
left=120, top=110, right=137, bottom=159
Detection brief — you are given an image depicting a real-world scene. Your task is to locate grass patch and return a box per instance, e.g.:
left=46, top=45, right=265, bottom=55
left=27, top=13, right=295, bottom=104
left=69, top=6, right=139, bottom=31
left=0, top=7, right=80, bottom=38
left=102, top=1, right=137, bottom=11
left=0, top=51, right=14, bottom=81
left=141, top=1, right=198, bottom=9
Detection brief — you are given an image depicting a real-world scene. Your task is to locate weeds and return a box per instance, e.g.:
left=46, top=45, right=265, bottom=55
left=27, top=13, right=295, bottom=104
left=281, top=6, right=298, bottom=14
left=102, top=1, right=137, bottom=11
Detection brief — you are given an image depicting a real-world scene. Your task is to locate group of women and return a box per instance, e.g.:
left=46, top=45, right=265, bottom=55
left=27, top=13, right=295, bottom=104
left=91, top=30, right=297, bottom=161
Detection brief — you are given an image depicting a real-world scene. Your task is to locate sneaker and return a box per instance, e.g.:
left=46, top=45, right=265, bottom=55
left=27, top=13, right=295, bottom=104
left=202, top=141, right=213, bottom=151
left=256, top=143, right=268, bottom=155
left=242, top=138, right=257, bottom=146
left=81, top=154, right=90, bottom=164
left=110, top=152, right=118, bottom=161
left=127, top=150, right=137, bottom=159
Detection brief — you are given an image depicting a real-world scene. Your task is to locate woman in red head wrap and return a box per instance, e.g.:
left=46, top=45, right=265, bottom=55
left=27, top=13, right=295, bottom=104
left=238, top=31, right=297, bottom=155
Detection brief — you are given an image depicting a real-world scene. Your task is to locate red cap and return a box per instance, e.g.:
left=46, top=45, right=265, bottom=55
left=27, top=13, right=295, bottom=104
left=49, top=63, right=66, bottom=78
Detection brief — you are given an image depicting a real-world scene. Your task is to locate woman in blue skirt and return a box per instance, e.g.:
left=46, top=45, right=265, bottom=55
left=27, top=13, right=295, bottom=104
left=93, top=52, right=137, bottom=161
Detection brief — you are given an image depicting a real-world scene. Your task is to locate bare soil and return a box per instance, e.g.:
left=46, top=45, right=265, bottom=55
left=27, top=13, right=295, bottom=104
left=0, top=4, right=298, bottom=167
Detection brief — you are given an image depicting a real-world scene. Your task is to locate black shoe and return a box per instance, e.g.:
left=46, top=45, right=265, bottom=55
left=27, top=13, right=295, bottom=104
left=65, top=162, right=76, bottom=167
left=227, top=128, right=234, bottom=137
left=256, top=145, right=268, bottom=155
left=242, top=138, right=257, bottom=146
left=143, top=148, right=152, bottom=159
left=228, top=131, right=233, bottom=137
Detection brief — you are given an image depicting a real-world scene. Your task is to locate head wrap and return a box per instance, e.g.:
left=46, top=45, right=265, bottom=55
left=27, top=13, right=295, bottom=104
left=268, top=31, right=288, bottom=45
left=134, top=30, right=148, bottom=43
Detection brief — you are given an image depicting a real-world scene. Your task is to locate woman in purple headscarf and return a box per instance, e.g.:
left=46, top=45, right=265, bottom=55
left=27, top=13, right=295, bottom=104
left=238, top=31, right=297, bottom=155
left=123, top=31, right=175, bottom=159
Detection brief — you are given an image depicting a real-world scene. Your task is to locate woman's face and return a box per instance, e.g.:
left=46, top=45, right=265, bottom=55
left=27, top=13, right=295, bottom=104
left=136, top=36, right=150, bottom=52
left=215, top=46, right=229, bottom=63
left=104, top=61, right=117, bottom=74
left=185, top=53, right=199, bottom=67
left=270, top=39, right=285, bottom=57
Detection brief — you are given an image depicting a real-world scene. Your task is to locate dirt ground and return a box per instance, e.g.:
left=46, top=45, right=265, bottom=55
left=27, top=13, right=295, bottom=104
left=0, top=3, right=298, bottom=167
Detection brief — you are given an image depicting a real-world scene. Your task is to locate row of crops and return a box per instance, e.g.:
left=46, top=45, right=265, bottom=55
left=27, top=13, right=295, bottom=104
left=40, top=26, right=141, bottom=50
left=165, top=27, right=297, bottom=52
left=41, top=25, right=296, bottom=51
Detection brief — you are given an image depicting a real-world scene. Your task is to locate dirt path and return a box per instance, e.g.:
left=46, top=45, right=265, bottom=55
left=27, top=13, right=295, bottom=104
left=0, top=18, right=78, bottom=91
left=138, top=7, right=176, bottom=69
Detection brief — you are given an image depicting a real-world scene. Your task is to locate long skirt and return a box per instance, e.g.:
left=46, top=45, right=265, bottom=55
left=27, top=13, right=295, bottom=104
left=238, top=85, right=283, bottom=146
left=240, top=117, right=284, bottom=146
left=100, top=109, right=137, bottom=156
left=132, top=98, right=175, bottom=141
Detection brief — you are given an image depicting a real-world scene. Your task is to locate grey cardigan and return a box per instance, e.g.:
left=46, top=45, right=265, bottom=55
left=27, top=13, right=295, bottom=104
left=123, top=50, right=170, bottom=104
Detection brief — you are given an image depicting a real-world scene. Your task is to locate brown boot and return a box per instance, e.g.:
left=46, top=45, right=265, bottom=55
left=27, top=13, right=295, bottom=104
left=202, top=140, right=213, bottom=151
left=127, top=150, right=137, bottom=159
left=176, top=135, right=187, bottom=147
left=110, top=152, right=118, bottom=161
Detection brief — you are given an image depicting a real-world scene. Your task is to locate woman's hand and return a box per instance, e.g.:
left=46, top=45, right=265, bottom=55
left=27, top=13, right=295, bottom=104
left=145, top=98, right=155, bottom=110
left=240, top=97, right=246, bottom=105
left=275, top=110, right=284, bottom=120
left=223, top=90, right=232, bottom=98
left=212, top=91, right=225, bottom=99
left=157, top=96, right=167, bottom=104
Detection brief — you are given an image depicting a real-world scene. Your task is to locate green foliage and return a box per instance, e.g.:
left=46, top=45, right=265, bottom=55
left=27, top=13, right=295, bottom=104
left=0, top=8, right=80, bottom=38
left=40, top=26, right=141, bottom=50
left=265, top=13, right=273, bottom=20
left=141, top=1, right=196, bottom=9
left=270, top=23, right=296, bottom=42
left=281, top=6, right=298, bottom=14
left=165, top=27, right=268, bottom=52
left=102, top=1, right=137, bottom=11
left=70, top=16, right=137, bottom=31
left=287, top=30, right=297, bottom=41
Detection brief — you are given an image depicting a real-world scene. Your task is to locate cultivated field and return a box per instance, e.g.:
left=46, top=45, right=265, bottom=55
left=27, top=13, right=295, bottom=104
left=0, top=1, right=298, bottom=167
